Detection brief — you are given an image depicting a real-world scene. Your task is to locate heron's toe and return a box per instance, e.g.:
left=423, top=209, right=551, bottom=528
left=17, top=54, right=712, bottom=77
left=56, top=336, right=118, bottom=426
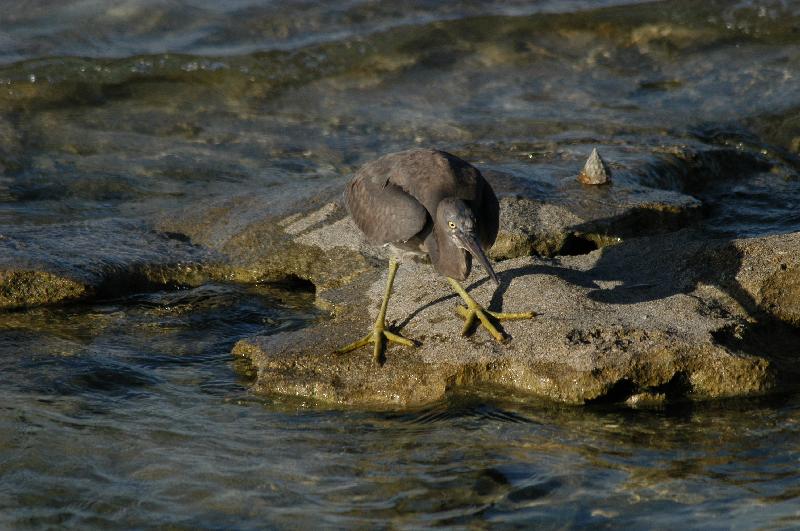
left=334, top=324, right=416, bottom=364
left=455, top=305, right=536, bottom=342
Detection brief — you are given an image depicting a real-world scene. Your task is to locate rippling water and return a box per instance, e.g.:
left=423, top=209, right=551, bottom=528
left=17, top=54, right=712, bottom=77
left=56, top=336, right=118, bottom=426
left=2, top=0, right=800, bottom=527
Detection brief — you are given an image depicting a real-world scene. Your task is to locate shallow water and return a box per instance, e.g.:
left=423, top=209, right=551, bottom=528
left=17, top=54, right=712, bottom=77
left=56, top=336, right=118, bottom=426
left=2, top=0, right=800, bottom=527
left=5, top=286, right=800, bottom=528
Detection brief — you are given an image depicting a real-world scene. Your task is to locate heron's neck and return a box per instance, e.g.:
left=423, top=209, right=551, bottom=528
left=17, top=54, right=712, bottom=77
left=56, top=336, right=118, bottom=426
left=428, top=222, right=471, bottom=281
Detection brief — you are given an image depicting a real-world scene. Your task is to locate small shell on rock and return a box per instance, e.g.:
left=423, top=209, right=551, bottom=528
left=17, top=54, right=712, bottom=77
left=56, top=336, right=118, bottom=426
left=578, top=148, right=612, bottom=185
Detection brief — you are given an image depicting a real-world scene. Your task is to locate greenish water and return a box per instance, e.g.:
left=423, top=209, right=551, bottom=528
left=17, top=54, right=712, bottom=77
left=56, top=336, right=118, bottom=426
left=2, top=0, right=800, bottom=527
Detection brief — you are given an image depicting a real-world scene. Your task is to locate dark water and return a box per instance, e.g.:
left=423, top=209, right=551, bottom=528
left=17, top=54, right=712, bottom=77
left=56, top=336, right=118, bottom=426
left=2, top=0, right=800, bottom=527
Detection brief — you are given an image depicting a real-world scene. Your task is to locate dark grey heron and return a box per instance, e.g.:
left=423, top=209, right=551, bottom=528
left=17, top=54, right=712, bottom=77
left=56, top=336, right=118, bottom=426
left=336, top=148, right=535, bottom=362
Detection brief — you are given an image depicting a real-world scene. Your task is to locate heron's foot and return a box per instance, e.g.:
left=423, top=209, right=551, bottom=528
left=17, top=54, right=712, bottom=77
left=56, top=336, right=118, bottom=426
left=455, top=303, right=536, bottom=342
left=334, top=322, right=416, bottom=364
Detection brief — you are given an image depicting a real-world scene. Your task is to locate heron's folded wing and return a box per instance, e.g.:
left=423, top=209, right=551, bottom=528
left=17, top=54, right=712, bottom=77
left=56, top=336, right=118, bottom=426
left=475, top=176, right=500, bottom=249
left=345, top=172, right=428, bottom=245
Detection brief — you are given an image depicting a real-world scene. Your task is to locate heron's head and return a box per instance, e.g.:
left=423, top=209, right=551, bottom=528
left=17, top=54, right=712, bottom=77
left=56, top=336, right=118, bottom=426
left=437, top=198, right=500, bottom=286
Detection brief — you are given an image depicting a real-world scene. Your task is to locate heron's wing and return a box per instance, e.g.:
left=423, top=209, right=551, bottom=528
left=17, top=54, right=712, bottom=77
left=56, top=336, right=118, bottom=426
left=474, top=175, right=500, bottom=250
left=379, top=149, right=482, bottom=214
left=345, top=169, right=428, bottom=245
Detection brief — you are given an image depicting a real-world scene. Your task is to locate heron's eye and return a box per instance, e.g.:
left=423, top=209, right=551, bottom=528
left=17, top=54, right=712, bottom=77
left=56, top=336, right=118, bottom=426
left=448, top=221, right=456, bottom=229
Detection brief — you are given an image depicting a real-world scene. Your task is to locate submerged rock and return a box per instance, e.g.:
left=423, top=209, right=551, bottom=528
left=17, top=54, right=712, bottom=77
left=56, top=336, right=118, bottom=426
left=234, top=230, right=800, bottom=407
left=0, top=115, right=23, bottom=176
left=0, top=220, right=213, bottom=309
left=0, top=269, right=87, bottom=309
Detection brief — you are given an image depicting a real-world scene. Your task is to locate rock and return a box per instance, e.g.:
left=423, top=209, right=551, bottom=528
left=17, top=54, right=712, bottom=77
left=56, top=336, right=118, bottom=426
left=233, top=230, right=800, bottom=407
left=0, top=269, right=88, bottom=309
left=489, top=186, right=702, bottom=260
left=0, top=219, right=213, bottom=309
left=578, top=148, right=611, bottom=185
left=625, top=392, right=667, bottom=408
left=749, top=105, right=800, bottom=156
left=0, top=114, right=23, bottom=176
left=696, top=231, right=800, bottom=327
left=156, top=180, right=376, bottom=291
left=489, top=198, right=585, bottom=259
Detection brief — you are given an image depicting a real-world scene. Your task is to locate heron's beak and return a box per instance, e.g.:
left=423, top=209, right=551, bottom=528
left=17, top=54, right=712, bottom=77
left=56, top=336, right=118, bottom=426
left=455, top=231, right=500, bottom=287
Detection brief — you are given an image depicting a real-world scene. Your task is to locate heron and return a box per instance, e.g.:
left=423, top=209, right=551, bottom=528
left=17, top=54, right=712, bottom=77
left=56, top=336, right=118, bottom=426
left=336, top=148, right=535, bottom=363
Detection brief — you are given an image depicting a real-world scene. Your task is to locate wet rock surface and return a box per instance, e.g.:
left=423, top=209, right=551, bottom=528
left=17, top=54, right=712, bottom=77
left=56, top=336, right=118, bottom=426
left=0, top=220, right=214, bottom=309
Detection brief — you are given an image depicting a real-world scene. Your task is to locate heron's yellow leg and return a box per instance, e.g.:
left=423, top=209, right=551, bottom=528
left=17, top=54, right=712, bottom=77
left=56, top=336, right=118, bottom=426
left=335, top=257, right=415, bottom=363
left=447, top=277, right=536, bottom=342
